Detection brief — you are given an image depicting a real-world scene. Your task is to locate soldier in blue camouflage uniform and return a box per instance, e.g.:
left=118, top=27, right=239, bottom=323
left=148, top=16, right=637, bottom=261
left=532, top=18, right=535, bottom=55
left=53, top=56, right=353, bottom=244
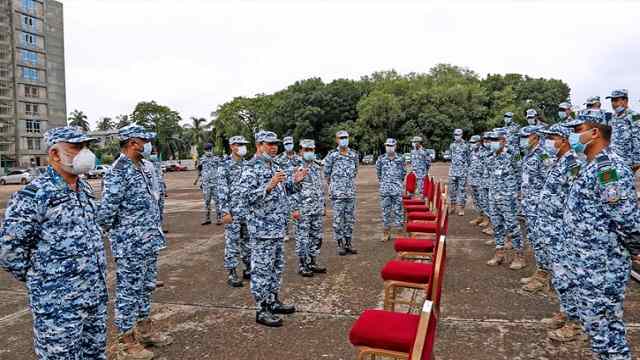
left=149, top=148, right=167, bottom=234
left=195, top=143, right=222, bottom=225
left=563, top=110, right=640, bottom=359
left=376, top=138, right=406, bottom=242
left=98, top=125, right=172, bottom=360
left=479, top=133, right=495, bottom=235
left=217, top=136, right=252, bottom=288
left=245, top=131, right=307, bottom=327
left=275, top=136, right=303, bottom=242
left=607, top=89, right=640, bottom=172
left=485, top=129, right=526, bottom=269
left=503, top=112, right=520, bottom=154
left=448, top=128, right=469, bottom=216
left=0, top=127, right=107, bottom=360
left=518, top=125, right=549, bottom=292
left=467, top=135, right=487, bottom=226
left=291, top=139, right=327, bottom=277
left=527, top=124, right=585, bottom=342
left=324, top=130, right=359, bottom=256
left=410, top=136, right=431, bottom=198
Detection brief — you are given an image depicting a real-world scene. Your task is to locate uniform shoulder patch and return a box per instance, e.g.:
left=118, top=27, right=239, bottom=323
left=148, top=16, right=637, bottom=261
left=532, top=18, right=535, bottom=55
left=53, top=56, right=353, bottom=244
left=597, top=167, right=619, bottom=185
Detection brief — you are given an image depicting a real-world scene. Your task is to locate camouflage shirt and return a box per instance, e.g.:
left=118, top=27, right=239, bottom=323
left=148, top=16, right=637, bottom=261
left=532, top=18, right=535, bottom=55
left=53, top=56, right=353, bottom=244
left=324, top=148, right=359, bottom=199
left=448, top=141, right=469, bottom=177
left=410, top=148, right=431, bottom=178
left=199, top=152, right=221, bottom=187
left=216, top=155, right=251, bottom=220
left=291, top=161, right=325, bottom=216
left=375, top=153, right=406, bottom=196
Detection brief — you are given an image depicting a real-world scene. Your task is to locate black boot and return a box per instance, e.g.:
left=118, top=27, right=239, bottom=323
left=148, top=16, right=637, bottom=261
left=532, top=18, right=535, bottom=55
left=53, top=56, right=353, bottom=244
left=298, top=257, right=313, bottom=277
left=271, top=295, right=296, bottom=315
left=309, top=257, right=327, bottom=274
left=227, top=269, right=243, bottom=288
left=256, top=301, right=283, bottom=327
left=242, top=268, right=251, bottom=280
left=345, top=239, right=358, bottom=255
left=337, top=240, right=347, bottom=256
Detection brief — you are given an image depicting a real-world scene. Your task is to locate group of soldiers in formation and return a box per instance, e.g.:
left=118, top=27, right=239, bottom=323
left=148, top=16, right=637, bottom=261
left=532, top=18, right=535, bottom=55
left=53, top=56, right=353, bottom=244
left=446, top=89, right=640, bottom=360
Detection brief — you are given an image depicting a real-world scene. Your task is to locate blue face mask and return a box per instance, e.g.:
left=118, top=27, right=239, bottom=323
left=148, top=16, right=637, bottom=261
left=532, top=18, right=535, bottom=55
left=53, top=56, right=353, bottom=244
left=150, top=154, right=158, bottom=162
left=490, top=142, right=501, bottom=152
left=615, top=106, right=626, bottom=114
left=261, top=151, right=273, bottom=162
left=569, top=131, right=589, bottom=154
left=558, top=111, right=567, bottom=120
left=504, top=117, right=512, bottom=125
left=339, top=138, right=349, bottom=148
left=519, top=138, right=529, bottom=149
left=303, top=152, right=315, bottom=161
left=142, top=142, right=152, bottom=157
left=543, top=139, right=558, bottom=156
left=284, top=144, right=294, bottom=152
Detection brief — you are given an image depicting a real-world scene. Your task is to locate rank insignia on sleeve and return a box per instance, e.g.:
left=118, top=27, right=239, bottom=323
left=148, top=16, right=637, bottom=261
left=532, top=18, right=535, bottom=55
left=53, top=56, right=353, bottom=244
left=597, top=168, right=619, bottom=185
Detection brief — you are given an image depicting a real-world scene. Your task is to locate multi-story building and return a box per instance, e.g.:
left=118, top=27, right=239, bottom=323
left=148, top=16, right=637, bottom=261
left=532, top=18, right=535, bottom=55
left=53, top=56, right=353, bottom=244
left=0, top=0, right=66, bottom=170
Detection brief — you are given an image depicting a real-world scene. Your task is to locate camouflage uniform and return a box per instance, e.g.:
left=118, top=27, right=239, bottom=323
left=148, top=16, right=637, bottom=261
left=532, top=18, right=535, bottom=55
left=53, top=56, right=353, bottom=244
left=199, top=152, right=222, bottom=223
left=519, top=126, right=548, bottom=269
left=536, top=125, right=583, bottom=322
left=448, top=134, right=469, bottom=206
left=489, top=139, right=523, bottom=252
left=291, top=141, right=325, bottom=268
left=376, top=143, right=406, bottom=230
left=503, top=112, right=521, bottom=155
left=245, top=133, right=301, bottom=307
left=324, top=143, right=359, bottom=251
left=98, top=126, right=164, bottom=335
left=275, top=146, right=303, bottom=240
left=467, top=137, right=486, bottom=215
left=410, top=137, right=431, bottom=197
left=150, top=156, right=166, bottom=226
left=0, top=127, right=108, bottom=359
left=479, top=138, right=494, bottom=218
left=217, top=151, right=252, bottom=272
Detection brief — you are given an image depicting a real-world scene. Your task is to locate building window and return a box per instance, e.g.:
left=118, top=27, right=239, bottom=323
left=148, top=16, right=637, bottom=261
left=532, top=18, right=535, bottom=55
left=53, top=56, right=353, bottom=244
left=0, top=124, right=9, bottom=134
left=26, top=119, right=40, bottom=133
left=0, top=144, right=9, bottom=152
left=21, top=33, right=35, bottom=47
left=24, top=103, right=39, bottom=116
left=21, top=50, right=38, bottom=65
left=22, top=0, right=36, bottom=13
left=22, top=15, right=36, bottom=31
left=21, top=67, right=38, bottom=81
left=27, top=137, right=41, bottom=150
left=24, top=85, right=39, bottom=98
left=0, top=104, right=10, bottom=115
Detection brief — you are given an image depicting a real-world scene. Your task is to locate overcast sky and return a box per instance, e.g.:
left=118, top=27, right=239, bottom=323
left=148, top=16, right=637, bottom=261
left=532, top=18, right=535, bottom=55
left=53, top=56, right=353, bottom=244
left=59, top=0, right=640, bottom=127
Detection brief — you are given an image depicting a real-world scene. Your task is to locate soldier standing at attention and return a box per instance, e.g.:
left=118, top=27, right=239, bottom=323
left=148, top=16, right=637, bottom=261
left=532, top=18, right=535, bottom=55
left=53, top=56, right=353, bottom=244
left=275, top=136, right=303, bottom=242
left=448, top=128, right=469, bottom=216
left=0, top=127, right=108, bottom=359
left=217, top=136, right=252, bottom=288
left=195, top=143, right=222, bottom=225
left=467, top=135, right=486, bottom=226
left=410, top=136, right=431, bottom=198
left=245, top=131, right=307, bottom=327
left=324, top=130, right=359, bottom=256
left=375, top=138, right=406, bottom=242
left=98, top=125, right=172, bottom=360
left=291, top=139, right=327, bottom=277
left=607, top=89, right=640, bottom=172
left=563, top=110, right=640, bottom=359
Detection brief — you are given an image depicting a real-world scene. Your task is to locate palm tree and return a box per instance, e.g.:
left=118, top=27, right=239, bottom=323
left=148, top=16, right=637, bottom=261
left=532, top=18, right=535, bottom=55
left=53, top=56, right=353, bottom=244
left=96, top=117, right=114, bottom=131
left=115, top=114, right=131, bottom=129
left=68, top=110, right=90, bottom=131
left=189, top=117, right=207, bottom=147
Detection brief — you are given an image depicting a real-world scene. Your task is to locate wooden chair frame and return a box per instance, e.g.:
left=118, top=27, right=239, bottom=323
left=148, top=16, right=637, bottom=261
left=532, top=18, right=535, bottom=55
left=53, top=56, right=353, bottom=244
left=354, top=235, right=446, bottom=360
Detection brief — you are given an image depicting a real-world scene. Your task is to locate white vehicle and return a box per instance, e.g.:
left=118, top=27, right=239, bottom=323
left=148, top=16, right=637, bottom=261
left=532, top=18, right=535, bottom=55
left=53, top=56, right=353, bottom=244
left=87, top=165, right=111, bottom=179
left=0, top=169, right=33, bottom=185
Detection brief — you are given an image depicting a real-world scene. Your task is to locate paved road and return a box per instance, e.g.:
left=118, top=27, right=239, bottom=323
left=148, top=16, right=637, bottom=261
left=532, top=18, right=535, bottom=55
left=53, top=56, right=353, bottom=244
left=0, top=164, right=638, bottom=359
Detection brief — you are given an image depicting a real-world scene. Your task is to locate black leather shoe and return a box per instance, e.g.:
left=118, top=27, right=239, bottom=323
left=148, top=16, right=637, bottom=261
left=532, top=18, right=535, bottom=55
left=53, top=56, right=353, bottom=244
left=242, top=268, right=251, bottom=280
left=309, top=257, right=327, bottom=273
left=271, top=297, right=296, bottom=315
left=346, top=246, right=358, bottom=255
left=338, top=247, right=348, bottom=256
left=227, top=269, right=243, bottom=288
left=201, top=220, right=212, bottom=225
left=256, top=304, right=283, bottom=327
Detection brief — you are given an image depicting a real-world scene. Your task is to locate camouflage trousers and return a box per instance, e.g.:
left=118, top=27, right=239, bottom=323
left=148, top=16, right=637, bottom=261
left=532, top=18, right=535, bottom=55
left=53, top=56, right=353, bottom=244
left=380, top=195, right=404, bottom=229
left=332, top=198, right=356, bottom=248
left=202, top=185, right=221, bottom=222
left=33, top=293, right=108, bottom=360
left=114, top=253, right=158, bottom=333
left=295, top=214, right=323, bottom=258
left=448, top=175, right=466, bottom=206
left=415, top=174, right=426, bottom=198
left=489, top=193, right=523, bottom=251
left=545, top=229, right=579, bottom=321
left=479, top=186, right=491, bottom=216
left=224, top=219, right=252, bottom=270
left=522, top=201, right=548, bottom=270
left=250, top=237, right=285, bottom=305
left=469, top=185, right=488, bottom=216
left=577, top=255, right=631, bottom=359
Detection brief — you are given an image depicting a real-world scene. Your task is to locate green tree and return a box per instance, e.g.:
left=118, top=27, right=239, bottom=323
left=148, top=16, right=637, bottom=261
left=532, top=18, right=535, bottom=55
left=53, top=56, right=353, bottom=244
left=131, top=101, right=183, bottom=160
left=96, top=117, right=114, bottom=131
left=67, top=110, right=90, bottom=131
left=115, top=114, right=131, bottom=129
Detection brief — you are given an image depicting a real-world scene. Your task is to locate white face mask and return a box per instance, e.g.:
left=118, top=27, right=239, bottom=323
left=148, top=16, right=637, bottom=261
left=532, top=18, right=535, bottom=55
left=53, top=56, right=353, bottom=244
left=284, top=144, right=294, bottom=152
left=60, top=147, right=96, bottom=175
left=527, top=117, right=536, bottom=125
left=236, top=145, right=247, bottom=157
left=454, top=135, right=462, bottom=141
left=141, top=142, right=152, bottom=157
left=385, top=146, right=396, bottom=154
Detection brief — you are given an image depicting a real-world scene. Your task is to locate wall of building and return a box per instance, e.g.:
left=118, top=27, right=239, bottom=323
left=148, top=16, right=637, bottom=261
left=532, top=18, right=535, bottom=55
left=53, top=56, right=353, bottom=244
left=44, top=0, right=65, bottom=128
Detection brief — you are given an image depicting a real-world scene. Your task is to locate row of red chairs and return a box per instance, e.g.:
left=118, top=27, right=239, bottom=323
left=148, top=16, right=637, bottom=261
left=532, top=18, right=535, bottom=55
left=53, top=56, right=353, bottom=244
left=348, top=175, right=449, bottom=359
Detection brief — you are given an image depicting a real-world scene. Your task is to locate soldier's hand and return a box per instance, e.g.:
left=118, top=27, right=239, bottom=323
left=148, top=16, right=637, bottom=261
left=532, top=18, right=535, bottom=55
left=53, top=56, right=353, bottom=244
left=292, top=211, right=301, bottom=220
left=222, top=213, right=233, bottom=224
left=293, top=167, right=308, bottom=183
left=268, top=171, right=287, bottom=191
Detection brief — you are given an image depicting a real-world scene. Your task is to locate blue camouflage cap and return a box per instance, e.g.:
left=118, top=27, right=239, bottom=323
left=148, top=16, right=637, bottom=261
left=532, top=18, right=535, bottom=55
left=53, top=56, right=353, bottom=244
left=493, top=127, right=507, bottom=138
left=384, top=138, right=397, bottom=146
left=229, top=135, right=248, bottom=145
left=256, top=130, right=280, bottom=143
left=283, top=136, right=294, bottom=145
left=453, top=128, right=463, bottom=136
left=300, top=139, right=315, bottom=149
left=558, top=102, right=572, bottom=110
left=411, top=136, right=423, bottom=143
left=564, top=109, right=608, bottom=127
left=118, top=124, right=156, bottom=141
left=606, top=89, right=628, bottom=99
left=484, top=131, right=499, bottom=140
left=469, top=135, right=481, bottom=143
left=45, top=126, right=98, bottom=148
left=336, top=130, right=349, bottom=138
left=540, top=123, right=571, bottom=138
left=526, top=109, right=538, bottom=118
left=584, top=96, right=601, bottom=105
left=519, top=125, right=545, bottom=137
left=504, top=112, right=514, bottom=118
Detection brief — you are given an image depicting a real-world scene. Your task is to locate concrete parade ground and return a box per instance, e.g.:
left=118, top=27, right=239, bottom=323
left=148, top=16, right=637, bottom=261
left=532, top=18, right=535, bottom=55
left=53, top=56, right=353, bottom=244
left=0, top=163, right=639, bottom=360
